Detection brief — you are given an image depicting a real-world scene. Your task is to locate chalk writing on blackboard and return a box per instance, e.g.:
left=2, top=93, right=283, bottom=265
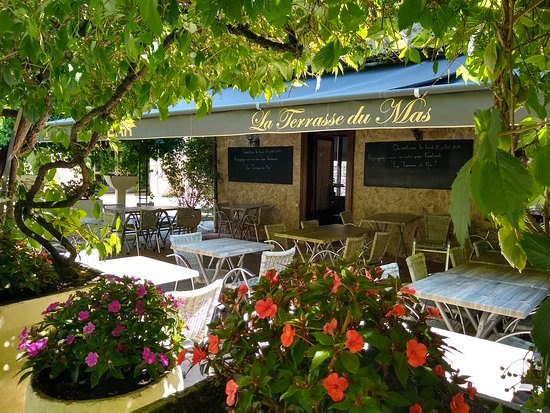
left=228, top=147, right=293, bottom=184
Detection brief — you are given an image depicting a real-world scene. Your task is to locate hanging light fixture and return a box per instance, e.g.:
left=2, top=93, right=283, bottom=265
left=247, top=134, right=260, bottom=147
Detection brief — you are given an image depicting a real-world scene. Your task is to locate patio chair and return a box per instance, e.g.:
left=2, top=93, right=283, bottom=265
left=300, top=219, right=319, bottom=229
left=364, top=231, right=391, bottom=265
left=241, top=206, right=272, bottom=242
left=406, top=253, right=428, bottom=282
left=138, top=209, right=162, bottom=253
left=173, top=208, right=201, bottom=234
left=119, top=214, right=141, bottom=255
left=340, top=210, right=353, bottom=225
left=412, top=215, right=452, bottom=270
left=449, top=246, right=467, bottom=268
left=264, top=223, right=288, bottom=250
left=259, top=247, right=296, bottom=278
left=472, top=240, right=490, bottom=258
left=310, top=236, right=365, bottom=263
left=214, top=203, right=235, bottom=237
left=169, top=232, right=203, bottom=271
left=170, top=279, right=223, bottom=344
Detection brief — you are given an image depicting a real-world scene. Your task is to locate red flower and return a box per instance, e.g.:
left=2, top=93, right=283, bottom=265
left=406, top=339, right=428, bottom=367
left=237, top=284, right=248, bottom=300
left=208, top=335, right=220, bottom=354
left=410, top=404, right=423, bottom=413
left=427, top=306, right=441, bottom=319
left=322, top=373, right=348, bottom=402
left=345, top=329, right=364, bottom=353
left=255, top=298, right=278, bottom=319
left=220, top=294, right=226, bottom=304
left=367, top=289, right=379, bottom=296
left=225, top=379, right=238, bottom=406
left=281, top=324, right=296, bottom=347
left=400, top=286, right=416, bottom=295
left=467, top=382, right=477, bottom=400
left=323, top=318, right=338, bottom=335
left=450, top=393, right=469, bottom=413
left=332, top=274, right=343, bottom=293
left=191, top=347, right=206, bottom=366
left=176, top=349, right=187, bottom=365
left=434, top=364, right=445, bottom=377
left=364, top=269, right=373, bottom=280
left=386, top=303, right=406, bottom=318
left=265, top=269, right=279, bottom=285
left=347, top=266, right=355, bottom=273
left=375, top=266, right=382, bottom=274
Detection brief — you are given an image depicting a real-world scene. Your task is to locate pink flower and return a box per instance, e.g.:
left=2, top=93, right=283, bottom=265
left=83, top=322, right=95, bottom=334
left=108, top=300, right=121, bottom=313
left=135, top=300, right=145, bottom=315
left=143, top=347, right=156, bottom=364
left=85, top=352, right=98, bottom=367
left=158, top=353, right=169, bottom=367
left=136, top=285, right=147, bottom=297
left=78, top=311, right=89, bottom=321
left=42, top=301, right=59, bottom=314
left=17, top=338, right=29, bottom=351
left=112, top=324, right=126, bottom=337
left=64, top=296, right=73, bottom=308
left=66, top=334, right=75, bottom=345
left=27, top=338, right=48, bottom=357
left=18, top=327, right=28, bottom=340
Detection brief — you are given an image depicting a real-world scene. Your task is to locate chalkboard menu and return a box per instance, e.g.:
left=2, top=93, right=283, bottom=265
left=228, top=146, right=293, bottom=184
left=363, top=140, right=473, bottom=189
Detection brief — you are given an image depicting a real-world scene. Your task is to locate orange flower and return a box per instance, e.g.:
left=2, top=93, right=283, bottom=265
left=208, top=335, right=220, bottom=354
left=410, top=404, right=423, bottom=413
left=220, top=294, right=226, bottom=304
left=399, top=286, right=416, bottom=295
left=406, top=339, right=427, bottom=367
left=255, top=298, right=278, bottom=319
left=322, top=373, right=348, bottom=402
left=225, top=379, right=238, bottom=406
left=466, top=382, right=477, bottom=400
left=237, top=284, right=248, bottom=300
left=345, top=329, right=364, bottom=353
left=450, top=393, right=469, bottom=413
left=332, top=274, right=343, bottom=293
left=367, top=289, right=379, bottom=296
left=427, top=306, right=441, bottom=319
left=176, top=349, right=187, bottom=365
left=191, top=347, right=206, bottom=366
left=323, top=318, right=338, bottom=335
left=375, top=266, right=382, bottom=274
left=433, top=364, right=445, bottom=377
left=265, top=269, right=279, bottom=285
left=386, top=303, right=406, bottom=318
left=281, top=324, right=296, bottom=347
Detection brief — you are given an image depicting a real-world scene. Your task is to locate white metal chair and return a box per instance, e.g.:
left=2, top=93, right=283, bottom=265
left=170, top=279, right=223, bottom=345
left=259, top=247, right=296, bottom=278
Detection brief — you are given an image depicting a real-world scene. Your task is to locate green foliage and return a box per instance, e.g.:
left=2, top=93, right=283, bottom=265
left=18, top=276, right=185, bottom=390
left=0, top=116, right=14, bottom=147
left=195, top=261, right=475, bottom=412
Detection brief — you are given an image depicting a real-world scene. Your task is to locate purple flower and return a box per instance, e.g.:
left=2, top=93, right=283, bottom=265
left=156, top=286, right=164, bottom=294
left=172, top=297, right=185, bottom=310
left=83, top=322, right=95, bottom=334
left=17, top=338, right=29, bottom=351
left=108, top=300, right=121, bottom=313
left=134, top=300, right=145, bottom=315
left=64, top=295, right=74, bottom=308
left=42, top=301, right=60, bottom=314
left=158, top=353, right=169, bottom=367
left=27, top=338, right=48, bottom=358
left=111, top=324, right=126, bottom=337
left=66, top=334, right=75, bottom=345
left=136, top=285, right=147, bottom=298
left=85, top=352, right=98, bottom=367
left=142, top=347, right=156, bottom=364
left=78, top=311, right=89, bottom=321
left=18, top=327, right=28, bottom=340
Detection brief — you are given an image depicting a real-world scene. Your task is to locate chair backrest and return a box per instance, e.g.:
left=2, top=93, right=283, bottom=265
left=259, top=247, right=296, bottom=278
left=379, top=262, right=400, bottom=279
left=342, top=236, right=365, bottom=260
left=170, top=232, right=203, bottom=270
left=176, top=208, right=201, bottom=232
left=100, top=211, right=118, bottom=230
left=170, top=279, right=223, bottom=342
left=340, top=210, right=353, bottom=225
left=214, top=203, right=233, bottom=223
left=140, top=209, right=160, bottom=230
left=423, top=215, right=451, bottom=244
left=365, top=231, right=391, bottom=264
left=406, top=253, right=428, bottom=282
left=449, top=246, right=467, bottom=267
left=300, top=219, right=319, bottom=229
left=472, top=240, right=490, bottom=257
left=264, top=223, right=288, bottom=250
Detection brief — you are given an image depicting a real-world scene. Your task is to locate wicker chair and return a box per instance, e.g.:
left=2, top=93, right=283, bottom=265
left=173, top=208, right=201, bottom=234
left=472, top=240, right=490, bottom=257
left=138, top=209, right=162, bottom=253
left=406, top=253, right=428, bottom=282
left=264, top=223, right=288, bottom=250
left=170, top=279, right=223, bottom=344
left=300, top=219, right=319, bottom=229
left=412, top=215, right=452, bottom=270
left=340, top=210, right=353, bottom=225
left=259, top=247, right=296, bottom=278
left=449, top=246, right=467, bottom=268
left=241, top=206, right=272, bottom=242
left=364, top=231, right=391, bottom=265
left=342, top=236, right=366, bottom=260
left=214, top=203, right=235, bottom=237
left=169, top=232, right=203, bottom=277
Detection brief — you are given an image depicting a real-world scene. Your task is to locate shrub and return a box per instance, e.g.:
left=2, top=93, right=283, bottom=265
left=18, top=275, right=185, bottom=395
left=194, top=261, right=477, bottom=412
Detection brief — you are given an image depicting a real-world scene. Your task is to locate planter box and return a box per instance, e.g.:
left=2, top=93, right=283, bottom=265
left=0, top=286, right=90, bottom=413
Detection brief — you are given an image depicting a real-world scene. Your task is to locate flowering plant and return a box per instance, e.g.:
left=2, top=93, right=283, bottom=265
left=195, top=261, right=477, bottom=412
left=18, top=275, right=185, bottom=393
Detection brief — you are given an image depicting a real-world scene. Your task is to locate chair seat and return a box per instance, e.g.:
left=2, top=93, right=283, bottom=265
left=415, top=241, right=449, bottom=251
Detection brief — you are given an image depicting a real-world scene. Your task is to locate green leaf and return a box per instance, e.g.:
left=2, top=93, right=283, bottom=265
left=484, top=40, right=497, bottom=74
left=139, top=0, right=163, bottom=35
left=532, top=298, right=550, bottom=359
left=518, top=232, right=550, bottom=270
left=311, top=349, right=331, bottom=369
left=531, top=144, right=550, bottom=186
left=311, top=332, right=333, bottom=346
left=393, top=352, right=409, bottom=387
left=312, top=40, right=340, bottom=70
left=398, top=0, right=422, bottom=30
left=339, top=351, right=359, bottom=373
left=432, top=60, right=439, bottom=74
left=125, top=31, right=138, bottom=60
left=280, top=385, right=300, bottom=400
left=450, top=159, right=472, bottom=245
left=498, top=225, right=527, bottom=270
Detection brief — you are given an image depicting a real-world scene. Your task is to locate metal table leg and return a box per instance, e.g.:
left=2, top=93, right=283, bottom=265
left=476, top=312, right=501, bottom=339
left=195, top=254, right=211, bottom=284
left=435, top=301, right=456, bottom=332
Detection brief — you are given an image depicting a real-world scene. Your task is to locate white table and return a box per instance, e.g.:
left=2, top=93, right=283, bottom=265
left=94, top=256, right=200, bottom=289
left=172, top=238, right=273, bottom=284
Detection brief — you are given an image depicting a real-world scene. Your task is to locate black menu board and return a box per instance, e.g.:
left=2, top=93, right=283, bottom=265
left=228, top=146, right=293, bottom=184
left=364, top=140, right=473, bottom=189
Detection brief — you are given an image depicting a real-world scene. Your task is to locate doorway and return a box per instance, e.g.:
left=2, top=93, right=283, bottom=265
left=302, top=131, right=354, bottom=225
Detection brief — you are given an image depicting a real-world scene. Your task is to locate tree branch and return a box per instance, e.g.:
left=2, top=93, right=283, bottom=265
left=513, top=0, right=544, bottom=23
left=227, top=24, right=303, bottom=57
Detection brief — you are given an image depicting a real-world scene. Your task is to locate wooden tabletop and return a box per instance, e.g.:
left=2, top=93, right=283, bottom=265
left=95, top=256, right=200, bottom=285
left=274, top=224, right=372, bottom=244
left=410, top=263, right=550, bottom=318
left=470, top=250, right=544, bottom=270
left=172, top=238, right=273, bottom=258
left=363, top=213, right=421, bottom=226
